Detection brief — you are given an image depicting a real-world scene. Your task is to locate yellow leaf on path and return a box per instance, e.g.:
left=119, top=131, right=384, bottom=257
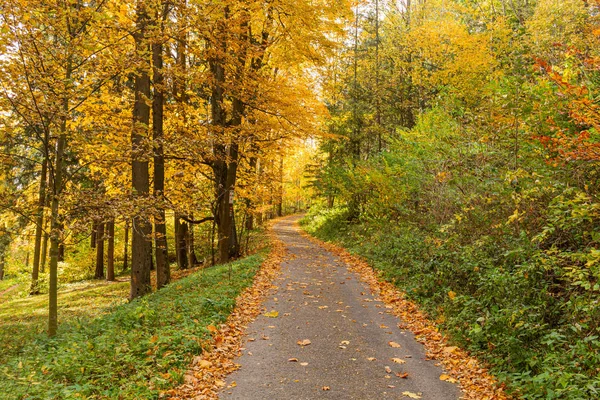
left=300, top=362, right=308, bottom=366
left=402, top=391, right=422, bottom=399
left=392, top=358, right=406, bottom=364
left=297, top=339, right=311, bottom=346
left=215, top=379, right=226, bottom=387
left=367, top=357, right=376, bottom=361
left=264, top=310, right=279, bottom=318
left=443, top=346, right=458, bottom=354
left=288, top=358, right=299, bottom=362
left=199, top=360, right=212, bottom=369
left=388, top=341, right=401, bottom=348
left=322, top=386, right=330, bottom=391
left=440, top=374, right=458, bottom=383
left=385, top=366, right=392, bottom=373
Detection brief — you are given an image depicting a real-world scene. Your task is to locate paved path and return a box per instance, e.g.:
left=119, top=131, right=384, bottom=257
left=221, top=216, right=460, bottom=399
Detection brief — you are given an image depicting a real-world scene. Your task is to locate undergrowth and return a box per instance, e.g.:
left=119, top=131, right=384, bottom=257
left=302, top=206, right=600, bottom=400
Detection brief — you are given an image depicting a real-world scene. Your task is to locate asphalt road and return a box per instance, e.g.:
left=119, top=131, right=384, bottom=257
left=220, top=215, right=460, bottom=400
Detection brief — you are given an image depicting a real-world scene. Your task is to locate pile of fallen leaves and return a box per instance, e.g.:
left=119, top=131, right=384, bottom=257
left=298, top=227, right=513, bottom=400
left=164, top=232, right=285, bottom=400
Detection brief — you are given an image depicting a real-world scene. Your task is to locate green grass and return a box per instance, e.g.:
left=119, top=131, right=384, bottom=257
left=0, top=249, right=268, bottom=399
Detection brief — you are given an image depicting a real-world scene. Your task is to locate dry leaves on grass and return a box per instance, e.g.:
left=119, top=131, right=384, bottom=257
left=163, top=232, right=286, bottom=400
left=299, top=227, right=512, bottom=400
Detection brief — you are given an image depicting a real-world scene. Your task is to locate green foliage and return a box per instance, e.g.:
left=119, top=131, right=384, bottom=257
left=304, top=197, right=600, bottom=399
left=0, top=250, right=267, bottom=399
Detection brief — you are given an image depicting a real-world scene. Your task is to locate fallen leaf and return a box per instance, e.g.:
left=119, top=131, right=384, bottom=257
left=443, top=346, right=458, bottom=354
left=300, top=362, right=308, bottom=366
left=392, top=358, right=406, bottom=364
left=388, top=385, right=396, bottom=388
left=388, top=341, right=402, bottom=348
left=367, top=357, right=376, bottom=361
left=207, top=325, right=218, bottom=333
left=215, top=379, right=226, bottom=388
left=440, top=374, right=458, bottom=383
left=264, top=310, right=279, bottom=318
left=402, top=392, right=422, bottom=399
left=396, top=372, right=409, bottom=379
left=322, top=386, right=330, bottom=391
left=340, top=340, right=350, bottom=345
left=448, top=291, right=456, bottom=300
left=385, top=366, right=392, bottom=373
left=199, top=360, right=212, bottom=369
left=297, top=339, right=312, bottom=346
left=288, top=358, right=299, bottom=362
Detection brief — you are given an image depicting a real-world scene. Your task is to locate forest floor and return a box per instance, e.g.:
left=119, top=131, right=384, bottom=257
left=173, top=216, right=510, bottom=399
left=0, top=261, right=227, bottom=365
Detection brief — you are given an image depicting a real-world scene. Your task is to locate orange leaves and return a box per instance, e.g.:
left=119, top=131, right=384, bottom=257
left=440, top=373, right=458, bottom=383
left=297, top=339, right=312, bottom=346
left=167, top=234, right=285, bottom=399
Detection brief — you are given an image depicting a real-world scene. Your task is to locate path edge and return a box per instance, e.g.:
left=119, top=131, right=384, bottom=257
left=296, top=220, right=513, bottom=400
left=166, top=223, right=286, bottom=399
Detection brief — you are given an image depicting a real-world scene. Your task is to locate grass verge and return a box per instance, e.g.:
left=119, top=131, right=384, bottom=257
left=0, top=248, right=268, bottom=399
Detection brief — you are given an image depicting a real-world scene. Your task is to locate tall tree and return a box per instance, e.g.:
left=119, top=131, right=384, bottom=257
left=130, top=0, right=153, bottom=299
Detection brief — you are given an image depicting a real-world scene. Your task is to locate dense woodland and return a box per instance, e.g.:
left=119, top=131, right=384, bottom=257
left=0, top=0, right=336, bottom=333
left=304, top=0, right=600, bottom=398
left=2, top=0, right=600, bottom=398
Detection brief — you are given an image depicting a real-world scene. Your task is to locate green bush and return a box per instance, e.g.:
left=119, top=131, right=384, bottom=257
left=302, top=207, right=600, bottom=399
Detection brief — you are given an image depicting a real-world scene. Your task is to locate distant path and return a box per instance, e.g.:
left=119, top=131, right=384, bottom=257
left=221, top=215, right=460, bottom=399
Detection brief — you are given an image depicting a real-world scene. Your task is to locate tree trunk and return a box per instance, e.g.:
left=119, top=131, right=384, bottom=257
left=123, top=221, right=129, bottom=271
left=58, top=232, right=65, bottom=262
left=130, top=2, right=153, bottom=300
left=0, top=233, right=8, bottom=281
left=41, top=227, right=49, bottom=273
left=106, top=220, right=115, bottom=281
left=30, top=157, right=47, bottom=295
left=95, top=222, right=105, bottom=279
left=174, top=213, right=188, bottom=269
left=277, top=155, right=283, bottom=217
left=153, top=29, right=169, bottom=289
left=90, top=221, right=97, bottom=249
left=48, top=130, right=66, bottom=337
left=185, top=224, right=194, bottom=268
